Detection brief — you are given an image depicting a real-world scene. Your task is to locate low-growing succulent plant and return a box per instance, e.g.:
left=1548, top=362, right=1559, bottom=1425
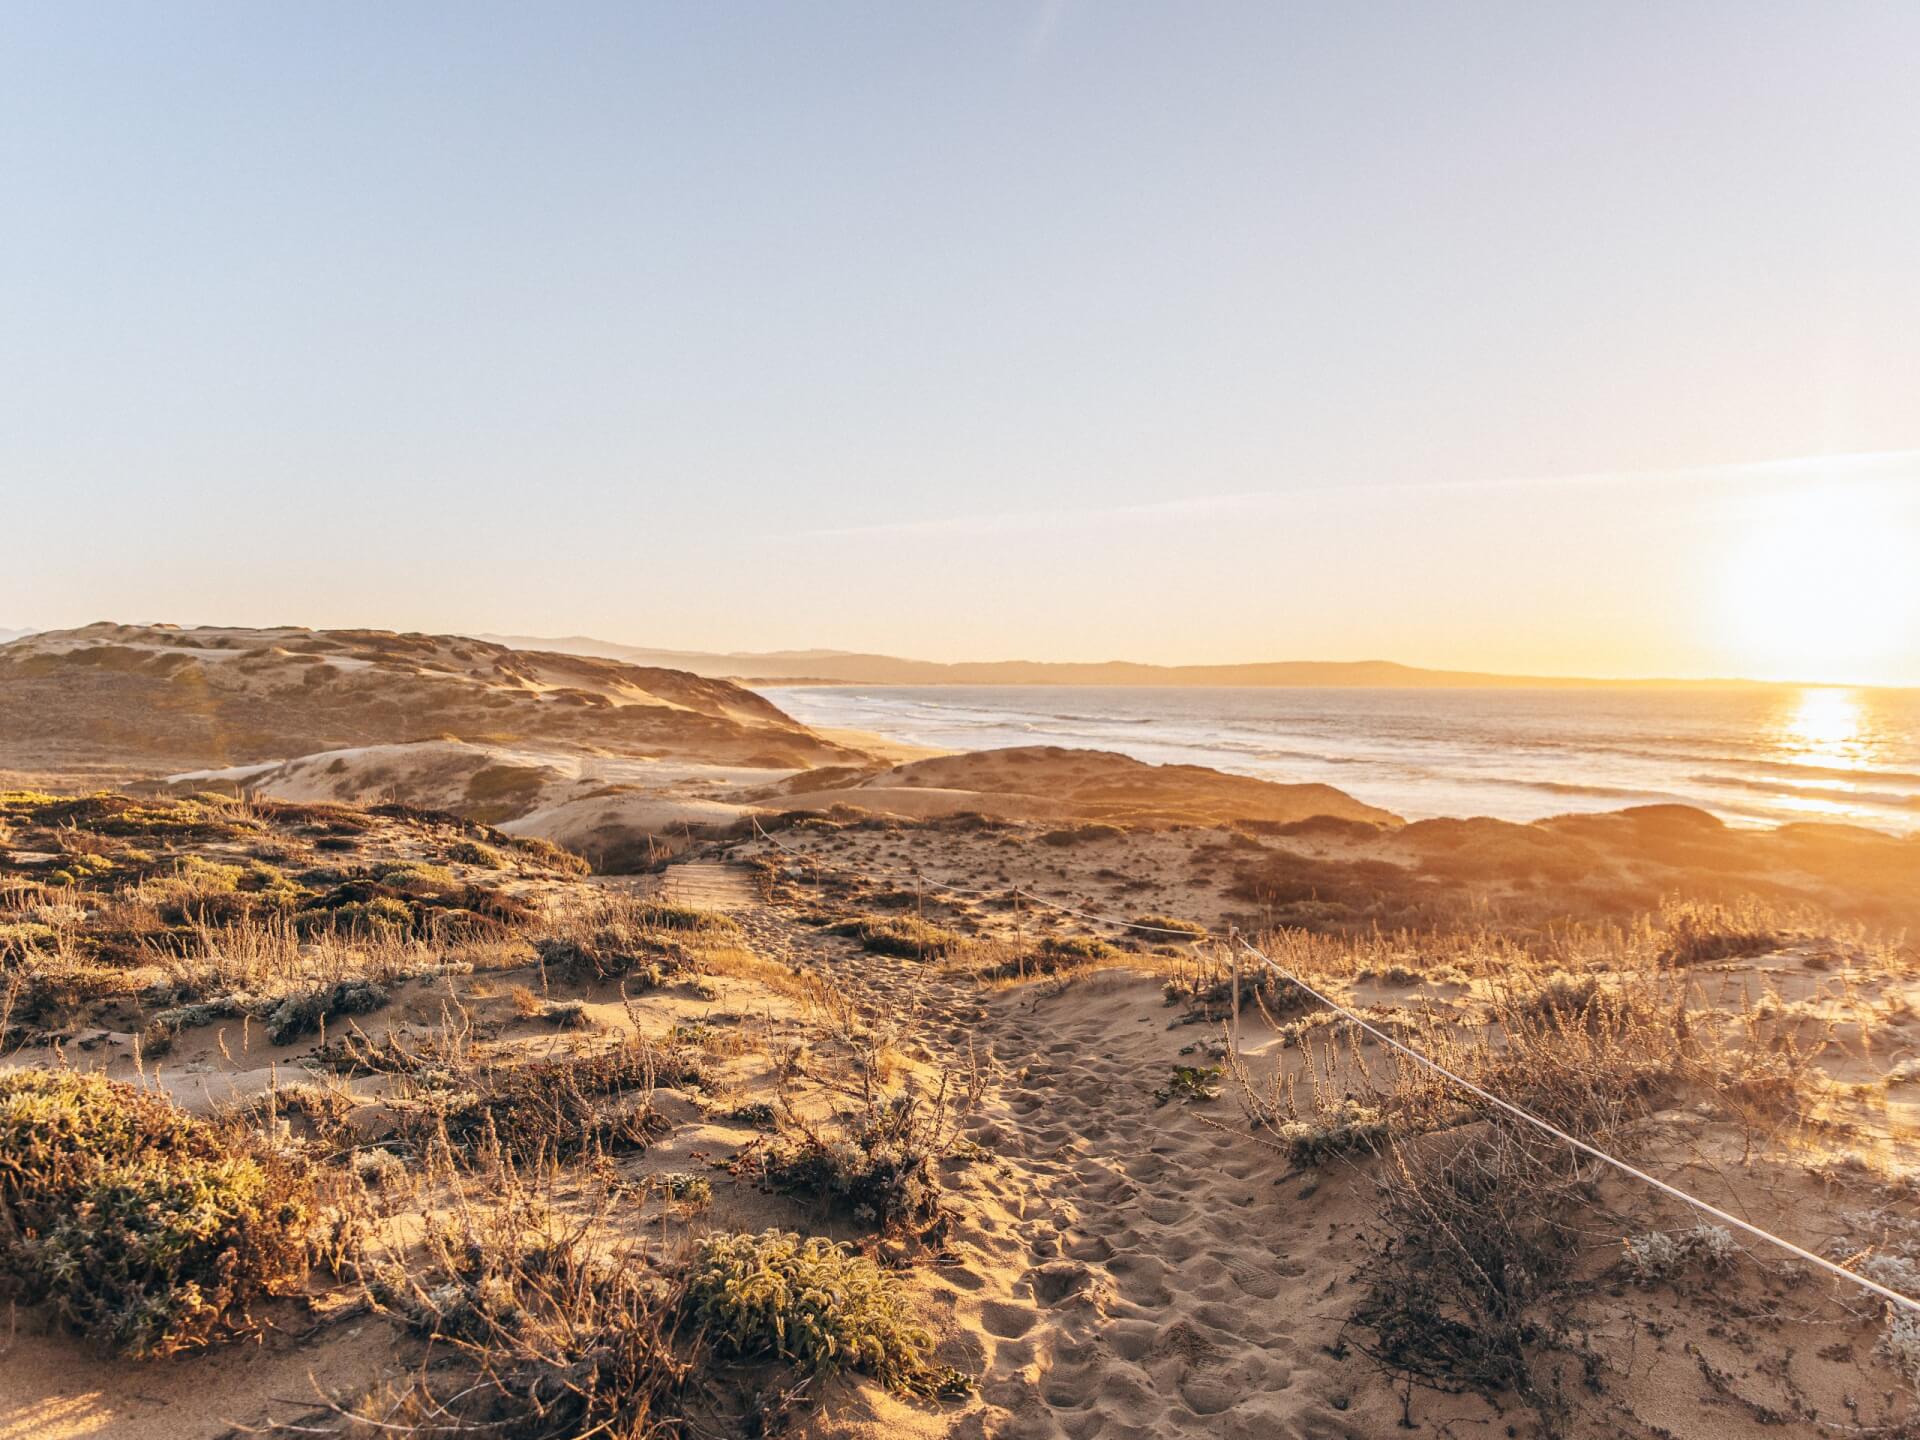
left=0, top=1069, right=342, bottom=1358
left=684, top=1229, right=967, bottom=1396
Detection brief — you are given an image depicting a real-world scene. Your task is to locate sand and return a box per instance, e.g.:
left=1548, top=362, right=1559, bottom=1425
left=11, top=809, right=1920, bottom=1438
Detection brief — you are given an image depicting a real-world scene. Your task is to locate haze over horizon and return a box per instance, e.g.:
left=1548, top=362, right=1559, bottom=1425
left=5, top=620, right=1914, bottom=693
left=5, top=5, right=1919, bottom=684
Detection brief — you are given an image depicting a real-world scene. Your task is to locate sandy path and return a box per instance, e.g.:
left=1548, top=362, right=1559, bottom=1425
left=625, top=861, right=764, bottom=912
left=716, top=876, right=1378, bottom=1440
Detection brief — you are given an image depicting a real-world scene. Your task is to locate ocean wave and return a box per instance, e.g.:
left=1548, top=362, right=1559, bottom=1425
left=1688, top=774, right=1920, bottom=811
left=766, top=684, right=1920, bottom=834
left=1549, top=741, right=1920, bottom=787
left=1496, top=779, right=1685, bottom=802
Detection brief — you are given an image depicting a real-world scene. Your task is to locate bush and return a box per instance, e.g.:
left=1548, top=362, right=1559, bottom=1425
left=685, top=1230, right=965, bottom=1396
left=414, top=1040, right=679, bottom=1169
left=760, top=1103, right=943, bottom=1237
left=827, top=916, right=963, bottom=960
left=1129, top=913, right=1207, bottom=939
left=1621, top=1224, right=1737, bottom=1286
left=1657, top=901, right=1779, bottom=966
left=264, top=978, right=388, bottom=1045
left=375, top=861, right=459, bottom=896
left=1038, top=823, right=1126, bottom=847
left=446, top=839, right=505, bottom=868
left=1268, top=1097, right=1388, bottom=1164
left=653, top=1172, right=711, bottom=1209
left=363, top=1196, right=692, bottom=1438
left=509, top=834, right=592, bottom=876
left=755, top=1071, right=980, bottom=1239
left=634, top=901, right=738, bottom=933
left=0, top=1069, right=334, bottom=1358
left=1352, top=1127, right=1593, bottom=1414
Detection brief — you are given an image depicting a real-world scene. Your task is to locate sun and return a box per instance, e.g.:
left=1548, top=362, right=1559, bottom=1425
left=1714, top=485, right=1920, bottom=684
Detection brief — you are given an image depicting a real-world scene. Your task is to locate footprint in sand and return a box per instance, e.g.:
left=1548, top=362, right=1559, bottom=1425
left=1028, top=1259, right=1099, bottom=1306
left=980, top=1299, right=1039, bottom=1338
left=1219, top=1253, right=1286, bottom=1299
left=1064, top=1232, right=1114, bottom=1262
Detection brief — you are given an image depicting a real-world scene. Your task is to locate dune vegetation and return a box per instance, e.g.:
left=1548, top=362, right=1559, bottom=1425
left=5, top=647, right=1920, bottom=1438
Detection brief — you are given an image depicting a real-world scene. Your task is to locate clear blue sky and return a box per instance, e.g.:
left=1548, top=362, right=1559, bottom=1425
left=4, top=3, right=1918, bottom=681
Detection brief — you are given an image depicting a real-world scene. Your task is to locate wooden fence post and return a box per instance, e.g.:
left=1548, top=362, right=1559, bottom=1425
left=1228, top=927, right=1241, bottom=1056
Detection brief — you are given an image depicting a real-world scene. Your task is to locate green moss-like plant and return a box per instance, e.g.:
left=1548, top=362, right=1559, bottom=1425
left=685, top=1230, right=965, bottom=1396
left=1153, top=1064, right=1222, bottom=1105
left=0, top=1069, right=335, bottom=1358
left=375, top=861, right=459, bottom=896
left=446, top=839, right=504, bottom=868
left=827, top=915, right=962, bottom=960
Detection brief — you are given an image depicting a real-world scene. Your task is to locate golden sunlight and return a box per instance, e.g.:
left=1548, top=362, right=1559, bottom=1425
left=1778, top=686, right=1867, bottom=768
left=1715, top=485, right=1920, bottom=683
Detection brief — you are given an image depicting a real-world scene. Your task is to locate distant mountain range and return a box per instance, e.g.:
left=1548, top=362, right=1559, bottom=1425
left=473, top=634, right=1794, bottom=690
left=0, top=628, right=36, bottom=646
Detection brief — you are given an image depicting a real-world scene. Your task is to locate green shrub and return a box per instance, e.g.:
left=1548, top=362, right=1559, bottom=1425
left=0, top=1069, right=334, bottom=1358
left=446, top=839, right=504, bottom=868
left=685, top=1230, right=965, bottom=1396
left=827, top=915, right=962, bottom=960
left=1129, top=913, right=1207, bottom=939
left=1153, top=1065, right=1222, bottom=1105
left=375, top=861, right=458, bottom=896
left=1038, top=823, right=1126, bottom=847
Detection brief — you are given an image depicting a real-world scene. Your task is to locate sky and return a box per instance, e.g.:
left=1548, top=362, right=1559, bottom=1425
left=3, top=3, right=1918, bottom=684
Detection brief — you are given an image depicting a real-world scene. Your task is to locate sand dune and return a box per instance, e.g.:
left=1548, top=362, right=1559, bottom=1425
left=5, top=627, right=1398, bottom=864
left=0, top=622, right=852, bottom=776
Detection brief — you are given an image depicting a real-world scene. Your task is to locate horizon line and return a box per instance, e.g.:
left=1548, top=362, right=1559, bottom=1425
left=6, top=621, right=1913, bottom=693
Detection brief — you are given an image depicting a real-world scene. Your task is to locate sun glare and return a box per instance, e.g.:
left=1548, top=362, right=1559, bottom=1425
left=1716, top=486, right=1920, bottom=683
left=1779, top=686, right=1867, bottom=766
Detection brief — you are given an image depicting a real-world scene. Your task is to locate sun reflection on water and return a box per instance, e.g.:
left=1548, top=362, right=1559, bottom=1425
left=1777, top=687, right=1869, bottom=772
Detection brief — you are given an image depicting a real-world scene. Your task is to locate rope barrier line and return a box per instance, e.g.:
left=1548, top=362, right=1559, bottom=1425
left=1233, top=935, right=1920, bottom=1316
left=742, top=813, right=1920, bottom=1315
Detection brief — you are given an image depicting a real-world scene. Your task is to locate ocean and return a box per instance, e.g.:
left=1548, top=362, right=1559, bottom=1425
left=760, top=684, right=1920, bottom=835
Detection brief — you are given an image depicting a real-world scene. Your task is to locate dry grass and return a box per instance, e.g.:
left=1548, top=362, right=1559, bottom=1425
left=750, top=1051, right=986, bottom=1242
left=1212, top=897, right=1914, bottom=1429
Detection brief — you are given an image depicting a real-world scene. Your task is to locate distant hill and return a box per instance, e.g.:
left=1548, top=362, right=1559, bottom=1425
left=0, top=623, right=855, bottom=776
left=0, top=624, right=1401, bottom=853
left=0, top=627, right=35, bottom=646
left=475, top=634, right=1784, bottom=690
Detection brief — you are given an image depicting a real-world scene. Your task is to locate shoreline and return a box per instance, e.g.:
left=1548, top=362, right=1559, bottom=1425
left=761, top=683, right=1920, bottom=839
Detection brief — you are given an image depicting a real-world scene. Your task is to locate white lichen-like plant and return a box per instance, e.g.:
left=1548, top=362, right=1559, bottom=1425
left=1879, top=1309, right=1920, bottom=1389
left=1621, top=1223, right=1738, bottom=1285
left=1271, top=1098, right=1389, bottom=1165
